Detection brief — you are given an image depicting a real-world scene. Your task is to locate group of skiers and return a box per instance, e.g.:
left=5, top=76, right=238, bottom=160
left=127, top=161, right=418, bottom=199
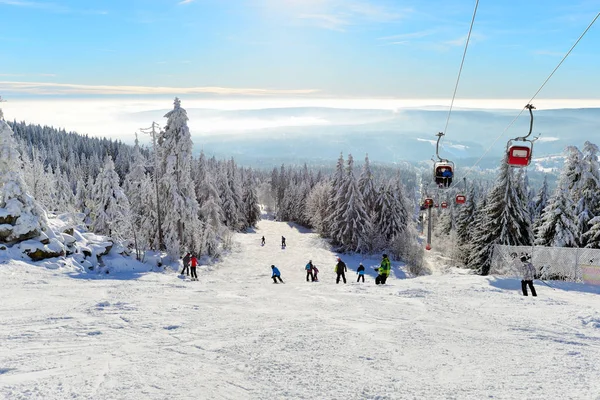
left=261, top=236, right=286, bottom=248
left=180, top=252, right=199, bottom=281
left=305, top=260, right=320, bottom=281
left=184, top=249, right=538, bottom=296
left=270, top=254, right=392, bottom=285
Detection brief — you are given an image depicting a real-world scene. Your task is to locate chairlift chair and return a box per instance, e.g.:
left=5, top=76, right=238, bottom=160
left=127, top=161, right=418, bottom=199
left=506, top=104, right=538, bottom=167
left=441, top=202, right=448, bottom=209
left=507, top=142, right=532, bottom=167
left=455, top=194, right=466, bottom=204
left=432, top=132, right=455, bottom=188
left=424, top=198, right=434, bottom=207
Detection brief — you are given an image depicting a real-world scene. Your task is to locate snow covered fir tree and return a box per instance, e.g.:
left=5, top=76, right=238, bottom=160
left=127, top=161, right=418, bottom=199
left=0, top=118, right=48, bottom=245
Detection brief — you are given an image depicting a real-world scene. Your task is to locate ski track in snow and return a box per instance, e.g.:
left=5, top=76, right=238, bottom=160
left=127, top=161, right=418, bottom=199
left=1, top=219, right=600, bottom=399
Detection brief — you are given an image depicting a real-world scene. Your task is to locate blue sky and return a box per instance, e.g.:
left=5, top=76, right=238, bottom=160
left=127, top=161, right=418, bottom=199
left=0, top=0, right=599, bottom=98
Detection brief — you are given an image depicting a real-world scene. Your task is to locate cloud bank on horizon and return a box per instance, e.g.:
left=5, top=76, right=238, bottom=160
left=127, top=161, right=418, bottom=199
left=2, top=96, right=599, bottom=146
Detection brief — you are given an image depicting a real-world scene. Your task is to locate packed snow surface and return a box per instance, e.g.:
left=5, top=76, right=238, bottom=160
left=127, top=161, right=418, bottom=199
left=1, top=218, right=600, bottom=399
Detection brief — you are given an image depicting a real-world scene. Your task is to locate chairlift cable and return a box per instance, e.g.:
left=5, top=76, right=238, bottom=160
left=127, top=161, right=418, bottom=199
left=442, top=0, right=480, bottom=138
left=527, top=12, right=599, bottom=104
left=430, top=0, right=479, bottom=194
left=457, top=11, right=600, bottom=180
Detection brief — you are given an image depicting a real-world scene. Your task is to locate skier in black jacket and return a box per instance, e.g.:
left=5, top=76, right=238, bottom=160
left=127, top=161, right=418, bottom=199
left=181, top=252, right=191, bottom=276
left=356, top=263, right=365, bottom=283
left=335, top=257, right=347, bottom=284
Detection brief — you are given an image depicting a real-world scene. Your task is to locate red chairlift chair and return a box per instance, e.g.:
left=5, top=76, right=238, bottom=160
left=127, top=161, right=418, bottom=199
left=506, top=104, right=538, bottom=168
left=507, top=143, right=532, bottom=167
left=441, top=202, right=448, bottom=209
left=455, top=194, right=466, bottom=204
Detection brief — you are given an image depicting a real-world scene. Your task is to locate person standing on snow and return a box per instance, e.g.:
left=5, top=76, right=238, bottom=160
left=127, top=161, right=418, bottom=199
left=261, top=236, right=265, bottom=246
left=190, top=254, right=198, bottom=281
left=335, top=257, right=347, bottom=284
left=312, top=264, right=319, bottom=282
left=375, top=254, right=391, bottom=285
left=181, top=252, right=191, bottom=276
left=356, top=263, right=365, bottom=283
left=520, top=255, right=537, bottom=297
left=305, top=260, right=315, bottom=282
left=281, top=236, right=286, bottom=248
left=271, top=265, right=284, bottom=284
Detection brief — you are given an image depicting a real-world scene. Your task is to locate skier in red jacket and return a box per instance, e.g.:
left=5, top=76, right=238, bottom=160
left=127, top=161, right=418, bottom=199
left=190, top=254, right=198, bottom=281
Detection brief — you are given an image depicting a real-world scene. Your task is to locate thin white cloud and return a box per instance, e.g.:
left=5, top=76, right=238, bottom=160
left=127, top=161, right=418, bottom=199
left=448, top=143, right=469, bottom=150
left=261, top=0, right=408, bottom=31
left=298, top=13, right=349, bottom=31
left=347, top=2, right=409, bottom=23
left=445, top=35, right=469, bottom=47
left=377, top=40, right=408, bottom=46
left=178, top=0, right=194, bottom=4
left=416, top=138, right=468, bottom=150
left=0, top=81, right=320, bottom=96
left=378, top=30, right=437, bottom=41
left=0, top=73, right=56, bottom=77
left=533, top=50, right=564, bottom=57
left=537, top=136, right=560, bottom=142
left=416, top=138, right=437, bottom=145
left=419, top=32, right=485, bottom=52
left=0, top=0, right=107, bottom=14
left=0, top=0, right=67, bottom=11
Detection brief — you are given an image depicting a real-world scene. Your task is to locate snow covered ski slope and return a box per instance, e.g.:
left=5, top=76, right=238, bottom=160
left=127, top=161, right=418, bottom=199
left=1, top=218, right=600, bottom=399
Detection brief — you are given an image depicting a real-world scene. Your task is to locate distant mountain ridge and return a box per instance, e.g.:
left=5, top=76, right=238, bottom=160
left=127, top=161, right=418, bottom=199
left=178, top=106, right=600, bottom=167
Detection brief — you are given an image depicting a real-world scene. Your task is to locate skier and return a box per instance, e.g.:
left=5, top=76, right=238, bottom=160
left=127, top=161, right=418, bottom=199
left=305, top=260, right=315, bottom=282
left=357, top=263, right=365, bottom=283
left=441, top=168, right=453, bottom=187
left=375, top=254, right=391, bottom=285
left=520, top=255, right=537, bottom=297
left=261, top=236, right=266, bottom=246
left=312, top=264, right=319, bottom=282
left=335, top=257, right=347, bottom=284
left=181, top=252, right=191, bottom=276
left=190, top=253, right=198, bottom=281
left=281, top=236, right=286, bottom=248
left=271, top=265, right=284, bottom=284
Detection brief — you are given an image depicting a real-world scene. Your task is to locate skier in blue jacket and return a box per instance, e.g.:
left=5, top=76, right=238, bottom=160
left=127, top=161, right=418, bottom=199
left=271, top=265, right=284, bottom=283
left=305, top=260, right=315, bottom=282
left=356, top=263, right=365, bottom=283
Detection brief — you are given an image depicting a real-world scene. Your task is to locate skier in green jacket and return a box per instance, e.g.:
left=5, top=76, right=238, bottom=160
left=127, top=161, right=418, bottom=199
left=375, top=254, right=391, bottom=285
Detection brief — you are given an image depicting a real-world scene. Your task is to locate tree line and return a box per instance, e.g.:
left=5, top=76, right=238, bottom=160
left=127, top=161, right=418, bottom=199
left=431, top=141, right=600, bottom=274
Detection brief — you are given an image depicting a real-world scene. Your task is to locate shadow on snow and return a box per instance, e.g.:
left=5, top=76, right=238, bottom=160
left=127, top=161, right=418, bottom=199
left=488, top=276, right=600, bottom=295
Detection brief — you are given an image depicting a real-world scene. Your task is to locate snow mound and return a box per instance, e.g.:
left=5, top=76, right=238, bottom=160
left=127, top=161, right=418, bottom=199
left=1, top=212, right=166, bottom=276
left=581, top=315, right=600, bottom=329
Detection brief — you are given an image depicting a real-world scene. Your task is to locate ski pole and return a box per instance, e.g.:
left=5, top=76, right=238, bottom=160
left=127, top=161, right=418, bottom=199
left=539, top=279, right=555, bottom=290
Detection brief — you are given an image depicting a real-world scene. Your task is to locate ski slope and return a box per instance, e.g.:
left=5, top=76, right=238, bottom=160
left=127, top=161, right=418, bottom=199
left=1, top=218, right=600, bottom=399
